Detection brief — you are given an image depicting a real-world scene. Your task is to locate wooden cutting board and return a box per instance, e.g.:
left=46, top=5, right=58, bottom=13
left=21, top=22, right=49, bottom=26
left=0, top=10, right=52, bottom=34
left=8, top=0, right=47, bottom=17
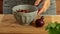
left=0, top=14, right=52, bottom=34
left=0, top=15, right=60, bottom=34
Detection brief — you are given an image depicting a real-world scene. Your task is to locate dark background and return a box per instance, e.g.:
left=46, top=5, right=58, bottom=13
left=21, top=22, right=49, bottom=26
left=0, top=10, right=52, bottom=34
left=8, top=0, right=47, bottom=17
left=0, top=0, right=3, bottom=14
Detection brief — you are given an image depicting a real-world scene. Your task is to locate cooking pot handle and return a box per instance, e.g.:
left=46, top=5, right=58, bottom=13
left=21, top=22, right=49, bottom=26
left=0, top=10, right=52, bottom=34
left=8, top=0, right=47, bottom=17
left=36, top=0, right=45, bottom=15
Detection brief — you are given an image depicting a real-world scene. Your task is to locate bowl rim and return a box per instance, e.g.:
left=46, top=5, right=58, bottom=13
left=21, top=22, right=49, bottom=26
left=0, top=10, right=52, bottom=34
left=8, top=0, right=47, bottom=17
left=12, top=5, right=38, bottom=14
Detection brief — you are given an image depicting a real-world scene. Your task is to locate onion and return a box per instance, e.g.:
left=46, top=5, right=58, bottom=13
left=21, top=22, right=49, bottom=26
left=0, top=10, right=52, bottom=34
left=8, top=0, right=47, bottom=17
left=35, top=16, right=44, bottom=27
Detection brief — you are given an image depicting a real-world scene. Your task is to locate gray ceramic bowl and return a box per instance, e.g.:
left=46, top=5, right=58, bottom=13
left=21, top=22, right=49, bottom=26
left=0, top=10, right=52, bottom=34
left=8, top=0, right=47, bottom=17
left=12, top=5, right=38, bottom=25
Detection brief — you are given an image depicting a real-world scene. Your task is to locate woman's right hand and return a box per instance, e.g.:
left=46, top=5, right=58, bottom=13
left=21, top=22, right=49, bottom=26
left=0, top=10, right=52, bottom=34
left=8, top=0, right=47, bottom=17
left=34, top=0, right=41, bottom=6
left=34, top=0, right=50, bottom=15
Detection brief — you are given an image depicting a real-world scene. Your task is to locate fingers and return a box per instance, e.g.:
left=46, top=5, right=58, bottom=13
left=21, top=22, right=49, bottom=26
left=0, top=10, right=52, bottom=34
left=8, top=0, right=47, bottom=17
left=38, top=8, right=44, bottom=15
left=34, top=0, right=41, bottom=6
left=38, top=0, right=50, bottom=15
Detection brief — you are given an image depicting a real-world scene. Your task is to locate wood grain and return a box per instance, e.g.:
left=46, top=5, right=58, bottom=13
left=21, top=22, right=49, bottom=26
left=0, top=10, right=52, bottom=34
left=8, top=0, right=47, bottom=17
left=0, top=14, right=60, bottom=34
left=0, top=14, right=50, bottom=34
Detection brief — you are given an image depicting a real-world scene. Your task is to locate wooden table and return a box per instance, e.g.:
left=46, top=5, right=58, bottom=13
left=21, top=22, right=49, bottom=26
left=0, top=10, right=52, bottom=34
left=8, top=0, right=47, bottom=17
left=1, top=14, right=60, bottom=34
left=0, top=14, right=49, bottom=34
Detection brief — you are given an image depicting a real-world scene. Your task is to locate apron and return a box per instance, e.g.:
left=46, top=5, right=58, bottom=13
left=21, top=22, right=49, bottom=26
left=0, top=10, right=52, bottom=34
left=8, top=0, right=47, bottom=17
left=3, top=0, right=56, bottom=15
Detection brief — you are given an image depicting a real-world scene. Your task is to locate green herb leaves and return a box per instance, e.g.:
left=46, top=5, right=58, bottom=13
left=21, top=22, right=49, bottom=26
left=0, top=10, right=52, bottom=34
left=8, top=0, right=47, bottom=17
left=45, top=22, right=60, bottom=34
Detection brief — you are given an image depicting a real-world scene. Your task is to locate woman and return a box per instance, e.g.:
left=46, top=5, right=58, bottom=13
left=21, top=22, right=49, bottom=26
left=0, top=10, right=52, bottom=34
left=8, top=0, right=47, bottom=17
left=3, top=0, right=56, bottom=15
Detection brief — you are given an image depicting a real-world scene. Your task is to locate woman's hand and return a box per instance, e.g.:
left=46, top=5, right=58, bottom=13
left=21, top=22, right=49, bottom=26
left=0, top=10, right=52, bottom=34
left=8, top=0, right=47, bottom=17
left=34, top=0, right=41, bottom=6
left=34, top=0, right=50, bottom=15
